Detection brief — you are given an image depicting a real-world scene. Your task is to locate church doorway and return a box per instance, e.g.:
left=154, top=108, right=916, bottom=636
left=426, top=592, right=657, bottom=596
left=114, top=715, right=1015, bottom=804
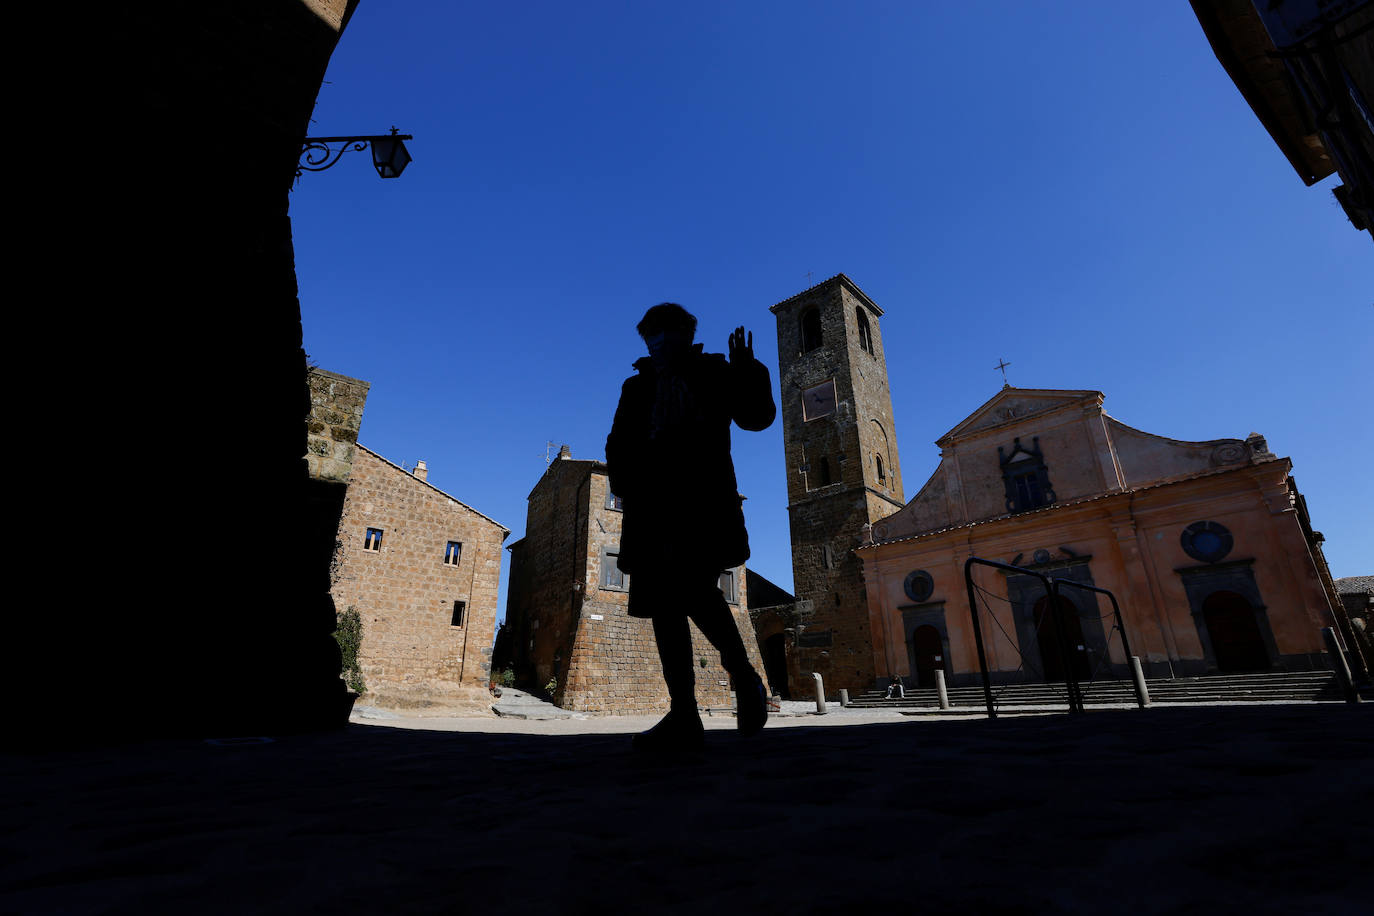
left=762, top=633, right=790, bottom=699
left=911, top=625, right=944, bottom=688
left=1033, top=595, right=1090, bottom=682
left=1202, top=591, right=1270, bottom=672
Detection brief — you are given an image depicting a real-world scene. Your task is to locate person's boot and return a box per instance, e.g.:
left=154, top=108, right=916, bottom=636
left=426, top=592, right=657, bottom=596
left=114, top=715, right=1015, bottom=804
left=631, top=708, right=705, bottom=753
left=734, top=669, right=768, bottom=737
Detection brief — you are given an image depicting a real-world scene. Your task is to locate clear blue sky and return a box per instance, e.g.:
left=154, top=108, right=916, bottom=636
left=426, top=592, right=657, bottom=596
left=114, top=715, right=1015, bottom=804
left=293, top=2, right=1372, bottom=625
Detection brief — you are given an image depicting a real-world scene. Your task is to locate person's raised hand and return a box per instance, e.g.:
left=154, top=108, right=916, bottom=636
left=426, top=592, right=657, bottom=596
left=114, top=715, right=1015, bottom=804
left=728, top=326, right=754, bottom=363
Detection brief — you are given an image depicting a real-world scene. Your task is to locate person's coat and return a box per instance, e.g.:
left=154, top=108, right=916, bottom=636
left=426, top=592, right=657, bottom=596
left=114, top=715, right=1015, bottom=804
left=605, top=343, right=775, bottom=611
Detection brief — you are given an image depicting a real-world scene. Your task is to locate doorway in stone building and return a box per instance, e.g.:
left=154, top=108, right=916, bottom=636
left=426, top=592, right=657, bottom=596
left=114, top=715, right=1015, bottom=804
left=762, top=633, right=790, bottom=699
left=1202, top=590, right=1270, bottom=672
left=910, top=625, right=944, bottom=688
left=1033, top=595, right=1091, bottom=682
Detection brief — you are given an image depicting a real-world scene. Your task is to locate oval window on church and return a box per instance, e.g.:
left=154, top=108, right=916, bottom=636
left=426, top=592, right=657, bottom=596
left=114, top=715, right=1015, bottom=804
left=904, top=570, right=935, bottom=603
left=1181, top=521, right=1233, bottom=564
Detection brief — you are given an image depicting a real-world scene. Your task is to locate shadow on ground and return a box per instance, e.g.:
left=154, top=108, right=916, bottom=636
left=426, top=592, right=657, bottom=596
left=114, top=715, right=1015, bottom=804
left=3, top=707, right=1370, bottom=914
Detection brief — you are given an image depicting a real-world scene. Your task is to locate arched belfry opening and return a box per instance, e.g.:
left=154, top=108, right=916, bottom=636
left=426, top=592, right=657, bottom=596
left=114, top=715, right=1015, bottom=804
left=800, top=307, right=823, bottom=353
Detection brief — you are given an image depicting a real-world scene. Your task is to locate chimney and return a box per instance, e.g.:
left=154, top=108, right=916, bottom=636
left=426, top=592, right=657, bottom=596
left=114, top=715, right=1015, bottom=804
left=414, top=459, right=428, bottom=482
left=558, top=444, right=571, bottom=460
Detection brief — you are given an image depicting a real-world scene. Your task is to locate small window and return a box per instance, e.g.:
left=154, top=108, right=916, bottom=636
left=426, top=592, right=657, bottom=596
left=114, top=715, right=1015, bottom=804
left=818, top=456, right=832, bottom=486
left=876, top=453, right=885, bottom=483
left=444, top=541, right=462, bottom=566
left=856, top=308, right=873, bottom=355
left=451, top=601, right=466, bottom=627
left=1181, top=521, right=1234, bottom=564
left=605, top=490, right=623, bottom=511
left=719, top=569, right=738, bottom=604
left=800, top=307, right=823, bottom=353
left=999, top=437, right=1056, bottom=514
left=1012, top=471, right=1042, bottom=509
left=601, top=547, right=627, bottom=591
left=364, top=528, right=383, bottom=551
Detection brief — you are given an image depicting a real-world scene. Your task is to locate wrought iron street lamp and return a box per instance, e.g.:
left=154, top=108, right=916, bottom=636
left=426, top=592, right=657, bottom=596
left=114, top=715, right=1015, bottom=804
left=297, top=127, right=414, bottom=179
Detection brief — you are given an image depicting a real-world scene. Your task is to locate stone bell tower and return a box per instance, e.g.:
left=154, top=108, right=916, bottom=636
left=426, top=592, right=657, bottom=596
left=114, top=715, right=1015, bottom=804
left=770, top=274, right=906, bottom=696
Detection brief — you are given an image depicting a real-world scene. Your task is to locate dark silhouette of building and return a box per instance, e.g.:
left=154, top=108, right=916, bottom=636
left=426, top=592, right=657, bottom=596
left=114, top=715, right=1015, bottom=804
left=18, top=2, right=365, bottom=740
left=1192, top=0, right=1374, bottom=240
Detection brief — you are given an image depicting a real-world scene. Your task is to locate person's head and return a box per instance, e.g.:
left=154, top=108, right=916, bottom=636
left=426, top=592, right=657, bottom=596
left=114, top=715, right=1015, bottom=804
left=637, top=302, right=697, bottom=366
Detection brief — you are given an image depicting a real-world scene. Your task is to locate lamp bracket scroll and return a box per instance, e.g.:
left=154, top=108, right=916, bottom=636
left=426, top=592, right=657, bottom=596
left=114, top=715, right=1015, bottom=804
left=296, top=127, right=414, bottom=181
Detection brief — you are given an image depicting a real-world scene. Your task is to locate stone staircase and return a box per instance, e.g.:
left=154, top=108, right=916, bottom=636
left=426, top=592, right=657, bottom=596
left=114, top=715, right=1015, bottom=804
left=847, top=670, right=1360, bottom=712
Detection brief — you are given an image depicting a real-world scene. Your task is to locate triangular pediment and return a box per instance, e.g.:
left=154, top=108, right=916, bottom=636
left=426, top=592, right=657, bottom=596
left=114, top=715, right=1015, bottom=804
left=938, top=387, right=1103, bottom=445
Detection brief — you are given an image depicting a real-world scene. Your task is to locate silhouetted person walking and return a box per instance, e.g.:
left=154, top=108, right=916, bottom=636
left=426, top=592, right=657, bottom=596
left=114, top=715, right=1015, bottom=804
left=606, top=303, right=775, bottom=752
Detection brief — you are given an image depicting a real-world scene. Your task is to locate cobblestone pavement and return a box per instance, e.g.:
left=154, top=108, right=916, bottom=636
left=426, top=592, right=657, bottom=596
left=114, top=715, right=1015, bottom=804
left=3, top=705, right=1370, bottom=914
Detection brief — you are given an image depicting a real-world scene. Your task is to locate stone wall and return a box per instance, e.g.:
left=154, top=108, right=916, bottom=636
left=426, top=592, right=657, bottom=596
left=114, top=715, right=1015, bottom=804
left=306, top=368, right=369, bottom=483
left=331, top=446, right=507, bottom=706
left=507, top=452, right=767, bottom=715
left=504, top=457, right=589, bottom=693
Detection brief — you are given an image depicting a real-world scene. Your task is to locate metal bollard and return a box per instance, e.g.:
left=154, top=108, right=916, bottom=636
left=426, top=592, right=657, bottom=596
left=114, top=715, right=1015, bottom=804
left=813, top=672, right=827, bottom=714
left=935, top=669, right=951, bottom=709
left=1130, top=656, right=1151, bottom=708
left=1322, top=627, right=1361, bottom=704
left=839, top=688, right=849, bottom=707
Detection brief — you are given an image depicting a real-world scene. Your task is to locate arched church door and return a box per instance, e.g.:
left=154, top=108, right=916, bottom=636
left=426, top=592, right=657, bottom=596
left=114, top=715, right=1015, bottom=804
left=1033, top=595, right=1090, bottom=682
left=762, top=633, right=790, bottom=699
left=1203, top=591, right=1269, bottom=672
left=911, top=625, right=943, bottom=688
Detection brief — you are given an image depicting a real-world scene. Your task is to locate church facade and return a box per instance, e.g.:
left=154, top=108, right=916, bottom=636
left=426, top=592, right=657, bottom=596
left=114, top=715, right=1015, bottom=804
left=856, top=387, right=1341, bottom=688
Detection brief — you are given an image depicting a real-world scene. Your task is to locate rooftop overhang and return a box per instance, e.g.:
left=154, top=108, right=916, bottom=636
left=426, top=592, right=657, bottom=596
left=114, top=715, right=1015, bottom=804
left=1190, top=0, right=1336, bottom=185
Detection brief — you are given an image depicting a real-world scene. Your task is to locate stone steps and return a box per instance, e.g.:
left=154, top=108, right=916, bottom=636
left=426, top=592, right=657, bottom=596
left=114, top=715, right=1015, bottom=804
left=847, top=671, right=1355, bottom=709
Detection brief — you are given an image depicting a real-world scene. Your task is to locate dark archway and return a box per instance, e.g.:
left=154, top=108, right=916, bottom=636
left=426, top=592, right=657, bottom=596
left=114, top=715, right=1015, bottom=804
left=1033, top=595, right=1090, bottom=682
left=1203, top=591, right=1271, bottom=672
left=763, top=633, right=790, bottom=699
left=911, top=625, right=943, bottom=688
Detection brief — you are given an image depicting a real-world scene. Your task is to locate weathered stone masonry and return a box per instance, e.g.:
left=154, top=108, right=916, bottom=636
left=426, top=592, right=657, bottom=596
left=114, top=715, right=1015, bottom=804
left=771, top=274, right=907, bottom=697
left=331, top=445, right=509, bottom=703
left=506, top=449, right=768, bottom=715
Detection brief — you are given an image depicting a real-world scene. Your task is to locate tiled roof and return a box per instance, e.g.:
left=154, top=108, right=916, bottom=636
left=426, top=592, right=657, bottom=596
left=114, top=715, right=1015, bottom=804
left=767, top=273, right=882, bottom=315
left=1335, top=576, right=1374, bottom=595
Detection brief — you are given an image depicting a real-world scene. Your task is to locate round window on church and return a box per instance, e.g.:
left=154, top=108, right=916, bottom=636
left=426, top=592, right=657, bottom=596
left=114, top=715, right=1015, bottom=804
left=1181, top=521, right=1233, bottom=564
left=904, top=570, right=935, bottom=603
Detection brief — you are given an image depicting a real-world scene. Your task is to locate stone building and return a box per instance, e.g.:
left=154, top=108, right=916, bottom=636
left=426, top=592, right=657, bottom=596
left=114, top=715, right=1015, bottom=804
left=308, top=367, right=508, bottom=708
left=1334, top=576, right=1373, bottom=681
left=857, top=386, right=1343, bottom=689
left=504, top=446, right=768, bottom=714
left=330, top=446, right=509, bottom=707
left=743, top=569, right=797, bottom=699
left=769, top=274, right=907, bottom=697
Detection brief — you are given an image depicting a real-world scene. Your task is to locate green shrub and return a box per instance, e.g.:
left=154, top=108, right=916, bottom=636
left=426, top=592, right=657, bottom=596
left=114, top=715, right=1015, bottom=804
left=334, top=606, right=366, bottom=694
left=499, top=668, right=516, bottom=687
